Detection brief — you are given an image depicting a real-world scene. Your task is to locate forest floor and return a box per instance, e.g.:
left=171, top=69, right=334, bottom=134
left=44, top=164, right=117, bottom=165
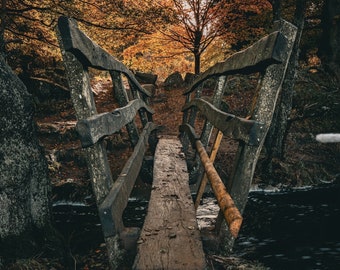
left=7, top=66, right=339, bottom=269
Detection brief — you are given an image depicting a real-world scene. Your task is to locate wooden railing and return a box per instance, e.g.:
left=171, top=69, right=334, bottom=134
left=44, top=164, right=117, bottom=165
left=57, top=16, right=158, bottom=267
left=57, top=15, right=297, bottom=269
left=180, top=20, right=297, bottom=244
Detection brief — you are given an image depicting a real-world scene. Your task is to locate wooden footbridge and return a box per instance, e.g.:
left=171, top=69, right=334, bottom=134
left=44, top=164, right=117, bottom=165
left=57, top=17, right=297, bottom=269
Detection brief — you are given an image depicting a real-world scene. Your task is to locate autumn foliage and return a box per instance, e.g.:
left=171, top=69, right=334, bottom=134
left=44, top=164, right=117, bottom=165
left=0, top=0, right=329, bottom=81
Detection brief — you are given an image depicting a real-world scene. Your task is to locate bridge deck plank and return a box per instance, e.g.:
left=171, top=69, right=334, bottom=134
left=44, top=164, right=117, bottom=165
left=133, top=136, right=206, bottom=270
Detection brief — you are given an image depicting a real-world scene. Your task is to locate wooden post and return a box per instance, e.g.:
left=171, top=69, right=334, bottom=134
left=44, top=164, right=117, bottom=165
left=195, top=130, right=223, bottom=210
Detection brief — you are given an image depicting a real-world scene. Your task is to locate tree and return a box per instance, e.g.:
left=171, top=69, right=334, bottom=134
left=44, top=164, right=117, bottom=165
left=163, top=0, right=229, bottom=74
left=0, top=0, right=173, bottom=79
left=161, top=0, right=271, bottom=74
left=0, top=0, right=82, bottom=77
left=318, top=0, right=340, bottom=82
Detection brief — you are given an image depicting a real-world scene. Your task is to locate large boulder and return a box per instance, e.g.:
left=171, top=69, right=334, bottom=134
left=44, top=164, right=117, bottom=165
left=0, top=56, right=51, bottom=258
left=163, top=71, right=184, bottom=90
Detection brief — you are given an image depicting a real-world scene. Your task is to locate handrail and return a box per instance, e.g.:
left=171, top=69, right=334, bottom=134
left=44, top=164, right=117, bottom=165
left=179, top=124, right=242, bottom=238
left=185, top=30, right=286, bottom=94
left=99, top=122, right=157, bottom=238
left=182, top=98, right=264, bottom=146
left=57, top=16, right=158, bottom=267
left=57, top=16, right=151, bottom=98
left=180, top=20, right=297, bottom=244
left=76, top=99, right=154, bottom=147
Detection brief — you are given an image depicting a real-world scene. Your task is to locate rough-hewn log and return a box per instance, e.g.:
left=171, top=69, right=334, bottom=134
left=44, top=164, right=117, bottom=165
left=214, top=22, right=297, bottom=249
left=57, top=16, right=151, bottom=98
left=200, top=75, right=227, bottom=147
left=99, top=122, right=157, bottom=238
left=195, top=140, right=242, bottom=238
left=185, top=31, right=287, bottom=94
left=179, top=125, right=242, bottom=238
left=58, top=20, right=120, bottom=269
left=134, top=137, right=206, bottom=270
left=76, top=99, right=154, bottom=147
left=182, top=98, right=264, bottom=145
left=227, top=20, right=297, bottom=216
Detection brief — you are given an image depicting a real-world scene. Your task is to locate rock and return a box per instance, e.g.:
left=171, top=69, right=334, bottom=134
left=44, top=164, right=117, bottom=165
left=135, top=71, right=158, bottom=85
left=0, top=55, right=51, bottom=256
left=164, top=71, right=184, bottom=90
left=142, top=84, right=157, bottom=96
left=184, top=72, right=196, bottom=85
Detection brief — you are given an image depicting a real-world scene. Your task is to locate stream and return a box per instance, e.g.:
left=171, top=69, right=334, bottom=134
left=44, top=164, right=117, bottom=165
left=52, top=183, right=340, bottom=269
left=234, top=183, right=340, bottom=270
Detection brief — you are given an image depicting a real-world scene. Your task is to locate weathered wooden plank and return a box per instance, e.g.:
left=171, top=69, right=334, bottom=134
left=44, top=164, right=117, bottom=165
left=133, top=137, right=206, bottom=270
left=99, top=122, right=157, bottom=238
left=182, top=98, right=264, bottom=145
left=57, top=16, right=151, bottom=98
left=185, top=31, right=287, bottom=94
left=76, top=99, right=154, bottom=147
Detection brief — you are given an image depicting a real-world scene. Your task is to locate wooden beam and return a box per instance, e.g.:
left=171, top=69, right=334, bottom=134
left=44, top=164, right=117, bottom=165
left=185, top=30, right=287, bottom=94
left=99, top=122, right=157, bottom=238
left=76, top=99, right=154, bottom=147
left=195, top=140, right=242, bottom=238
left=57, top=16, right=151, bottom=98
left=182, top=98, right=264, bottom=145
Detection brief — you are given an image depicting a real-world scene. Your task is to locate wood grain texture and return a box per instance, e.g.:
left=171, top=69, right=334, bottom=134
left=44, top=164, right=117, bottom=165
left=134, top=137, right=206, bottom=270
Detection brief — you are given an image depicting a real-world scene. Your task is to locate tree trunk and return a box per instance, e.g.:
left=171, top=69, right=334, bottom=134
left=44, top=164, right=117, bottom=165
left=263, top=0, right=307, bottom=182
left=271, top=0, right=282, bottom=21
left=0, top=0, right=7, bottom=56
left=194, top=52, right=201, bottom=75
left=318, top=0, right=340, bottom=82
left=0, top=55, right=52, bottom=260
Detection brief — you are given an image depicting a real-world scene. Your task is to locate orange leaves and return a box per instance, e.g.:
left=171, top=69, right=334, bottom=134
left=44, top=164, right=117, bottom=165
left=122, top=31, right=193, bottom=80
